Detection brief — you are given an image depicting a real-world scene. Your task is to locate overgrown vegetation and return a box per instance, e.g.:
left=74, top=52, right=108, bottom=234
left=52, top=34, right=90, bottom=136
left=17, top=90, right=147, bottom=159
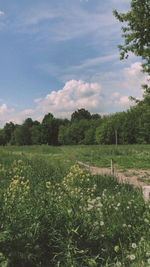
left=0, top=147, right=150, bottom=266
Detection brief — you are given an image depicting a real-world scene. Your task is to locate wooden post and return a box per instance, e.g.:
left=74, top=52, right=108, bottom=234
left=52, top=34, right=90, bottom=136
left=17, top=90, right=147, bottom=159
left=115, top=130, right=118, bottom=146
left=111, top=159, right=114, bottom=175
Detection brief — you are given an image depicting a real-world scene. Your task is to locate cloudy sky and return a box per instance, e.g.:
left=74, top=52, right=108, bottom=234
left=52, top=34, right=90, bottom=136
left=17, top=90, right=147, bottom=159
left=0, top=0, right=148, bottom=127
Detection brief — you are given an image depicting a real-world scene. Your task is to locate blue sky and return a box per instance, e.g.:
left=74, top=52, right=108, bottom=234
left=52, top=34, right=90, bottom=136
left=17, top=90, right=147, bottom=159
left=0, top=0, right=148, bottom=127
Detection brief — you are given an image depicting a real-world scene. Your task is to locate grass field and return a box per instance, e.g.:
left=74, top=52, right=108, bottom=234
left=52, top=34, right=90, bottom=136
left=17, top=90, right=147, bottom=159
left=1, top=144, right=150, bottom=169
left=0, top=145, right=150, bottom=266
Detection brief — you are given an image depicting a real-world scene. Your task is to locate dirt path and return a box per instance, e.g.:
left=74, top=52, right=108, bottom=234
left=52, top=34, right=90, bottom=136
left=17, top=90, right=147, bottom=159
left=77, top=161, right=150, bottom=188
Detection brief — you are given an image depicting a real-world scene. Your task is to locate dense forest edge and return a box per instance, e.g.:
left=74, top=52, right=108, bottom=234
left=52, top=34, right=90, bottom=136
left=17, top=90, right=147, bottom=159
left=0, top=102, right=150, bottom=146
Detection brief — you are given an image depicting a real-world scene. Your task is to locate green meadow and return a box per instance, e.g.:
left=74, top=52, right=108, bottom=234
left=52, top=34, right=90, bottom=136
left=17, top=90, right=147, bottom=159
left=1, top=144, right=150, bottom=169
left=0, top=145, right=150, bottom=266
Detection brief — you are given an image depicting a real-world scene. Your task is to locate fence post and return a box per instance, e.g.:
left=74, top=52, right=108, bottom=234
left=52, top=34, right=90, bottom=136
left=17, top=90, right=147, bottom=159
left=111, top=159, right=114, bottom=175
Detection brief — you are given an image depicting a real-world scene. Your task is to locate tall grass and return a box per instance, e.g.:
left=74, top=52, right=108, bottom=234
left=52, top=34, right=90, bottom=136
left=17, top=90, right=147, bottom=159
left=0, top=150, right=150, bottom=266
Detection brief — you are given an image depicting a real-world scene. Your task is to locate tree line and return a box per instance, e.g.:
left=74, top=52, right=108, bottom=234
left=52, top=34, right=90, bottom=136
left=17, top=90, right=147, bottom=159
left=0, top=103, right=150, bottom=146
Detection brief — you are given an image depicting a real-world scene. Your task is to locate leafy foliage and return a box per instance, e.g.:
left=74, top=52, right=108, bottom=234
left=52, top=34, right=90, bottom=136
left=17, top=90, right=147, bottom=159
left=113, top=0, right=150, bottom=107
left=113, top=0, right=150, bottom=73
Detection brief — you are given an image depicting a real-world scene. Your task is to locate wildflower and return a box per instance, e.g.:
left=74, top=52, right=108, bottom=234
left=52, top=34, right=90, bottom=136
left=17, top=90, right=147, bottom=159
left=129, top=254, right=135, bottom=260
left=100, top=221, right=104, bottom=226
left=93, top=221, right=99, bottom=226
left=117, top=203, right=120, bottom=207
left=132, top=243, right=137, bottom=249
left=68, top=209, right=72, bottom=214
left=90, top=199, right=96, bottom=205
left=146, top=253, right=150, bottom=257
left=122, top=224, right=126, bottom=227
left=147, top=258, right=150, bottom=264
left=87, top=205, right=93, bottom=211
left=46, top=181, right=51, bottom=188
left=116, top=261, right=121, bottom=266
left=97, top=202, right=102, bottom=207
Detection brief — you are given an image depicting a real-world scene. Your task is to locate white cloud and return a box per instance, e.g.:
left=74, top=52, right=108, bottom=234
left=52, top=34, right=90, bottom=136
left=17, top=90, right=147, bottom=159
left=123, top=62, right=149, bottom=92
left=69, top=54, right=119, bottom=71
left=0, top=104, right=8, bottom=115
left=0, top=104, right=15, bottom=127
left=36, top=80, right=104, bottom=117
left=20, top=109, right=34, bottom=116
left=115, top=96, right=131, bottom=107
left=110, top=92, right=120, bottom=100
left=34, top=98, right=42, bottom=103
left=23, top=9, right=59, bottom=25
left=0, top=104, right=14, bottom=116
left=0, top=11, right=4, bottom=16
left=0, top=105, right=36, bottom=127
left=14, top=3, right=117, bottom=42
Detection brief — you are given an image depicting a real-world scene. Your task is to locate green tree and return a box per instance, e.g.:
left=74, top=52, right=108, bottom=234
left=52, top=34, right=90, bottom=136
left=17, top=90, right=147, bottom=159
left=11, top=125, right=31, bottom=145
left=0, top=129, right=6, bottom=145
left=113, top=0, right=150, bottom=103
left=95, top=116, right=115, bottom=145
left=71, top=108, right=91, bottom=122
left=91, top=113, right=101, bottom=120
left=84, top=118, right=101, bottom=144
left=30, top=125, right=41, bottom=145
left=23, top=118, right=34, bottom=128
left=41, top=113, right=65, bottom=145
left=113, top=0, right=150, bottom=73
left=41, top=113, right=54, bottom=144
left=84, top=128, right=96, bottom=145
left=3, top=122, right=15, bottom=144
left=58, top=125, right=72, bottom=145
left=58, top=119, right=90, bottom=145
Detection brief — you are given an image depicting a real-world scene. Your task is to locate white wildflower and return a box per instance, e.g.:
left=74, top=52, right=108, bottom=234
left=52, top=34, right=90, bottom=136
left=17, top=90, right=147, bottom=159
left=116, top=262, right=121, bottom=267
left=97, top=202, right=103, bottom=207
left=130, top=254, right=135, bottom=260
left=90, top=199, right=96, bottom=205
left=68, top=209, right=72, bottom=214
left=132, top=243, right=137, bottom=249
left=87, top=205, right=93, bottom=211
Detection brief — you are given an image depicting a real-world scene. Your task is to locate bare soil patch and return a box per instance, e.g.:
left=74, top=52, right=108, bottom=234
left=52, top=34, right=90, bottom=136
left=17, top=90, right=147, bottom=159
left=77, top=161, right=150, bottom=188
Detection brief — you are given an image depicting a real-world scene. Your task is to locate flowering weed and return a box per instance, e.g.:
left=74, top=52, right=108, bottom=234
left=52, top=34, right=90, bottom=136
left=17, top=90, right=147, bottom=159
left=0, top=156, right=150, bottom=266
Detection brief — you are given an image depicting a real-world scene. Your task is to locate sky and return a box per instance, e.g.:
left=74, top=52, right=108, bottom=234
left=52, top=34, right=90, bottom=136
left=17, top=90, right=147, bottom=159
left=0, top=0, right=149, bottom=127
